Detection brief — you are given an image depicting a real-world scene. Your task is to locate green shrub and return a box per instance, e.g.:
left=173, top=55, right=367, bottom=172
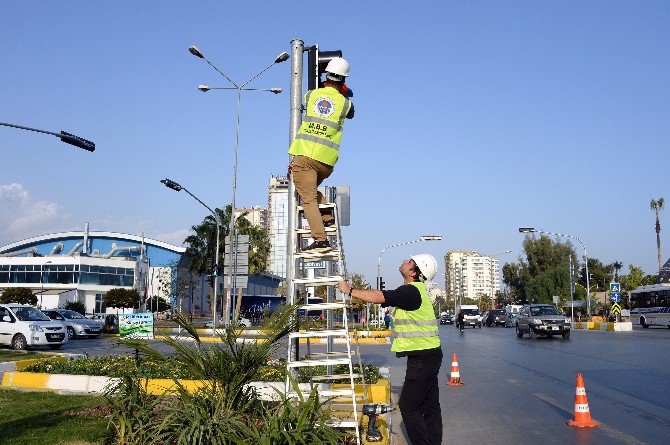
left=63, top=300, right=86, bottom=315
left=0, top=287, right=37, bottom=306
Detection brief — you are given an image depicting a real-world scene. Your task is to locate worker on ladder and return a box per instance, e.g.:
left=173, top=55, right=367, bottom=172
left=288, top=57, right=354, bottom=253
left=338, top=254, right=443, bottom=445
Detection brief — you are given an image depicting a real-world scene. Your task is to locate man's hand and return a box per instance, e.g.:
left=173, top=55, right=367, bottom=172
left=338, top=280, right=353, bottom=295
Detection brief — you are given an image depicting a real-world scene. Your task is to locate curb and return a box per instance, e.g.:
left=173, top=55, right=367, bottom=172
left=572, top=321, right=632, bottom=331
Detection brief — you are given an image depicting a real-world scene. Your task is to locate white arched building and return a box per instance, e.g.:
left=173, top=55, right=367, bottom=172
left=0, top=228, right=186, bottom=314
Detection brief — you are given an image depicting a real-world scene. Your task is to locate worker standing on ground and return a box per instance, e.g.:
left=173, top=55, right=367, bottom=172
left=338, top=254, right=442, bottom=445
left=288, top=57, right=354, bottom=253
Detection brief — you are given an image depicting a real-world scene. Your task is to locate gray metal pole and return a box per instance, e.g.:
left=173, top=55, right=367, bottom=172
left=287, top=38, right=304, bottom=360
left=569, top=254, right=574, bottom=321
left=214, top=221, right=220, bottom=330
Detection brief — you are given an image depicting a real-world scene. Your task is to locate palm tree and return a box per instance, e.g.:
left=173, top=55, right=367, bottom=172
left=184, top=205, right=271, bottom=276
left=612, top=261, right=623, bottom=282
left=650, top=198, right=665, bottom=274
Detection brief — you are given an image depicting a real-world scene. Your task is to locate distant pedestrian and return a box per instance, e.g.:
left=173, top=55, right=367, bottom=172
left=384, top=310, right=391, bottom=329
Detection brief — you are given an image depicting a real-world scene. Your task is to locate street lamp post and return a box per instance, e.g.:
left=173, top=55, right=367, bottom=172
left=375, top=235, right=442, bottom=330
left=161, top=178, right=221, bottom=329
left=1, top=122, right=95, bottom=152
left=487, top=250, right=511, bottom=308
left=518, top=227, right=591, bottom=316
left=189, top=45, right=288, bottom=325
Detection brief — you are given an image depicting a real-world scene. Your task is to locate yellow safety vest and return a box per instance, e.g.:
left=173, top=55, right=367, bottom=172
left=391, top=282, right=440, bottom=353
left=288, top=86, right=351, bottom=166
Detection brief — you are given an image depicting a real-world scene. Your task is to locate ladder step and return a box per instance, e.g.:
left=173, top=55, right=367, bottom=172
left=298, top=302, right=347, bottom=311
left=309, top=351, right=359, bottom=358
left=295, top=227, right=338, bottom=235
left=287, top=388, right=355, bottom=398
left=310, top=373, right=363, bottom=382
left=297, top=203, right=337, bottom=211
left=324, top=419, right=359, bottom=429
left=289, top=329, right=349, bottom=339
left=295, top=251, right=341, bottom=260
left=294, top=276, right=342, bottom=286
left=287, top=358, right=353, bottom=368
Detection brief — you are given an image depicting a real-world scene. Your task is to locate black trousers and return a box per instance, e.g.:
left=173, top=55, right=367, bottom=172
left=399, top=349, right=443, bottom=445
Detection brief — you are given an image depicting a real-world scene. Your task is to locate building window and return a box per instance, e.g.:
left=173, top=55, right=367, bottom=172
left=95, top=294, right=105, bottom=313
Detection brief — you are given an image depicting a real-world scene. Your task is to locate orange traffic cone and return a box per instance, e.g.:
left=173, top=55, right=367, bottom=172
left=447, top=353, right=463, bottom=386
left=567, top=373, right=599, bottom=428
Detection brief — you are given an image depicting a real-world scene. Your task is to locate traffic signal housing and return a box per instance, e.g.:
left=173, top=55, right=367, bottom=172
left=378, top=276, right=385, bottom=291
left=307, top=45, right=342, bottom=90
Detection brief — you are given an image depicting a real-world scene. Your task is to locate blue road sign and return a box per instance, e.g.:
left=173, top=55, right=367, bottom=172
left=610, top=283, right=621, bottom=293
left=610, top=293, right=621, bottom=302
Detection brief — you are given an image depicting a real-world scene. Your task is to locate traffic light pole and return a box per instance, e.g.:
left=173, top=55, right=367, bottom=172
left=287, top=38, right=304, bottom=363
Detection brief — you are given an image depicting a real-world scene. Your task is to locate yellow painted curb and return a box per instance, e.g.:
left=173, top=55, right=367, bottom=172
left=139, top=378, right=209, bottom=395
left=13, top=357, right=66, bottom=371
left=2, top=371, right=50, bottom=390
left=332, top=379, right=390, bottom=404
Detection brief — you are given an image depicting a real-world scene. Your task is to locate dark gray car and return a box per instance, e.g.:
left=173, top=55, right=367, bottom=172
left=44, top=309, right=103, bottom=339
left=515, top=304, right=571, bottom=339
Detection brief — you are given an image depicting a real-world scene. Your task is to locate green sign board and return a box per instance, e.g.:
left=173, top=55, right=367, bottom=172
left=119, top=313, right=154, bottom=339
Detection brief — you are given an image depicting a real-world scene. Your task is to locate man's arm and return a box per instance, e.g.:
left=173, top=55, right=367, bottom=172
left=337, top=281, right=384, bottom=304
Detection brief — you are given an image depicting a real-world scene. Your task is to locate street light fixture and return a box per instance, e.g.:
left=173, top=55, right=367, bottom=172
left=518, top=227, right=591, bottom=316
left=161, top=178, right=222, bottom=329
left=374, top=235, right=443, bottom=330
left=1, top=121, right=95, bottom=152
left=487, top=250, right=511, bottom=308
left=189, top=45, right=288, bottom=325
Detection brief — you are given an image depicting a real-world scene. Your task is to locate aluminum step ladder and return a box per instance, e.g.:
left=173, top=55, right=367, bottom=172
left=285, top=201, right=367, bottom=444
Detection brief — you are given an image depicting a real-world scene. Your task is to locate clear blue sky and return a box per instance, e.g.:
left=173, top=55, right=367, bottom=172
left=1, top=1, right=668, bottom=289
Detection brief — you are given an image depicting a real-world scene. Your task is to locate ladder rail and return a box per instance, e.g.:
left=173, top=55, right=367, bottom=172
left=286, top=195, right=362, bottom=445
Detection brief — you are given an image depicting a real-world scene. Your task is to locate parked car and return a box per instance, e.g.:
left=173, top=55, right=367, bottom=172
left=485, top=309, right=507, bottom=327
left=515, top=304, right=571, bottom=339
left=205, top=316, right=252, bottom=328
left=43, top=309, right=103, bottom=339
left=440, top=313, right=453, bottom=325
left=0, top=304, right=68, bottom=350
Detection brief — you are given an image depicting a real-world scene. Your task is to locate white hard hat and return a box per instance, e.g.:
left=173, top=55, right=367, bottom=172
left=411, top=254, right=438, bottom=282
left=325, top=57, right=350, bottom=78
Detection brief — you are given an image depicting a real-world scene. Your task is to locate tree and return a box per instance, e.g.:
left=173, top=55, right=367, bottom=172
left=64, top=300, right=86, bottom=315
left=612, top=261, right=624, bottom=282
left=650, top=198, right=665, bottom=274
left=503, top=235, right=578, bottom=304
left=145, top=296, right=171, bottom=312
left=0, top=288, right=37, bottom=306
left=104, top=288, right=140, bottom=309
left=350, top=273, right=370, bottom=317
left=582, top=258, right=613, bottom=291
left=184, top=205, right=271, bottom=276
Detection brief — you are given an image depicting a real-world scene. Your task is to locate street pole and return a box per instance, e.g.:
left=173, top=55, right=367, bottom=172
left=160, top=179, right=221, bottom=329
left=189, top=45, right=288, bottom=325
left=287, top=38, right=304, bottom=363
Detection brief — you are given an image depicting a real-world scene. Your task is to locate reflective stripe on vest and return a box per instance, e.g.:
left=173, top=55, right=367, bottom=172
left=288, top=87, right=351, bottom=166
left=391, top=282, right=440, bottom=353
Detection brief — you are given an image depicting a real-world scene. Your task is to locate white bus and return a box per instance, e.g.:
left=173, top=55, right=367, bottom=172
left=629, top=283, right=670, bottom=328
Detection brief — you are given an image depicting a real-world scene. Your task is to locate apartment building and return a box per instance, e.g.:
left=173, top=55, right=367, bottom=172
left=444, top=250, right=500, bottom=306
left=267, top=175, right=289, bottom=279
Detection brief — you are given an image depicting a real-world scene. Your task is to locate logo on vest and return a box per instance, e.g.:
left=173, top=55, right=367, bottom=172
left=314, top=97, right=335, bottom=118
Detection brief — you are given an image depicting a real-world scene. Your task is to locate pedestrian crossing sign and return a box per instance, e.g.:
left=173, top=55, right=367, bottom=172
left=610, top=282, right=620, bottom=293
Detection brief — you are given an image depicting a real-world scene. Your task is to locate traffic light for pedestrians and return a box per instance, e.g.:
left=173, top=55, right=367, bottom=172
left=378, top=277, right=385, bottom=291
left=307, top=45, right=342, bottom=90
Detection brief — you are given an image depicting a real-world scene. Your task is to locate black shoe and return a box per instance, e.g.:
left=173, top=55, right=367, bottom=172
left=304, top=240, right=332, bottom=253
